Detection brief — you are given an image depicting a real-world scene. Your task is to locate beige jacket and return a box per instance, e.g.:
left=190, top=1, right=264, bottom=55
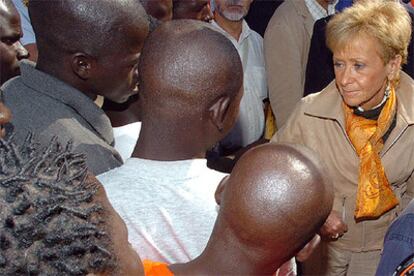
left=272, top=72, right=414, bottom=251
left=264, top=0, right=314, bottom=128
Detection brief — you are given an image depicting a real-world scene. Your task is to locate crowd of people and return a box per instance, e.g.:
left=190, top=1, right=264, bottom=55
left=0, top=0, right=414, bottom=275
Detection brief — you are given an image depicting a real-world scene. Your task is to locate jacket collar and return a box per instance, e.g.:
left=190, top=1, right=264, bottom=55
left=291, top=0, right=315, bottom=37
left=19, top=60, right=114, bottom=145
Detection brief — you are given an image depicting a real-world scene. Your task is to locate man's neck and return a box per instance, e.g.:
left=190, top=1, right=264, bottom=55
left=316, top=0, right=329, bottom=11
left=170, top=233, right=283, bottom=276
left=214, top=12, right=243, bottom=41
left=132, top=123, right=206, bottom=161
left=36, top=59, right=97, bottom=101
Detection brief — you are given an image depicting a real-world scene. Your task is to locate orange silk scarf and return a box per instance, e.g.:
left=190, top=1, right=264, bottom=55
left=343, top=85, right=398, bottom=220
left=143, top=260, right=174, bottom=276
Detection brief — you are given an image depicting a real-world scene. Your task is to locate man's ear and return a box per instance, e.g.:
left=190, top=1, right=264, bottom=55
left=71, top=53, right=93, bottom=80
left=215, top=176, right=228, bottom=205
left=208, top=96, right=231, bottom=132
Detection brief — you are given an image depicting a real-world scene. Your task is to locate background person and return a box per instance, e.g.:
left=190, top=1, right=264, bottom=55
left=11, top=0, right=37, bottom=62
left=0, top=0, right=29, bottom=85
left=2, top=0, right=149, bottom=175
left=272, top=0, right=414, bottom=274
left=172, top=0, right=212, bottom=21
left=264, top=0, right=337, bottom=128
left=98, top=19, right=243, bottom=264
left=211, top=0, right=268, bottom=155
left=376, top=199, right=414, bottom=275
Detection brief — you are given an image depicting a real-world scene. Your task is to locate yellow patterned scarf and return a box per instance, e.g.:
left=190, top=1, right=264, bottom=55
left=343, top=85, right=398, bottom=220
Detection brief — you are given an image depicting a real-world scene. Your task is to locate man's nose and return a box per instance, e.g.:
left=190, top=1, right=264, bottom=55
left=16, top=41, right=29, bottom=60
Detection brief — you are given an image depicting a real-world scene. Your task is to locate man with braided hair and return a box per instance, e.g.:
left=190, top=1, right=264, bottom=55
left=0, top=134, right=142, bottom=275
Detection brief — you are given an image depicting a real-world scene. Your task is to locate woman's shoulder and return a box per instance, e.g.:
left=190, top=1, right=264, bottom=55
left=297, top=81, right=342, bottom=117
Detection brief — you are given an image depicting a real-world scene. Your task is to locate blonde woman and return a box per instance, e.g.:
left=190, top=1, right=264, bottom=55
left=272, top=0, right=414, bottom=274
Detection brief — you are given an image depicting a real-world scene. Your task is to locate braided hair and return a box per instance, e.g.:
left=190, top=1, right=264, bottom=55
left=0, top=134, right=116, bottom=275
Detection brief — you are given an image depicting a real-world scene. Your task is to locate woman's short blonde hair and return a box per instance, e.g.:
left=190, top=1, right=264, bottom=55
left=326, top=0, right=412, bottom=65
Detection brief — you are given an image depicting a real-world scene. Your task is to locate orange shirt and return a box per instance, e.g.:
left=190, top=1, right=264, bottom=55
left=143, top=260, right=174, bottom=276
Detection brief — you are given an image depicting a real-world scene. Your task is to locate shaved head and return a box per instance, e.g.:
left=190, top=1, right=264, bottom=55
left=139, top=19, right=242, bottom=116
left=28, top=0, right=149, bottom=102
left=218, top=143, right=333, bottom=263
left=28, top=0, right=149, bottom=58
left=134, top=19, right=242, bottom=160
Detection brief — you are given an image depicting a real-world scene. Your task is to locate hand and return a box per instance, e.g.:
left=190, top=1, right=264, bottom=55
left=318, top=210, right=348, bottom=240
left=296, top=234, right=321, bottom=262
left=0, top=101, right=11, bottom=138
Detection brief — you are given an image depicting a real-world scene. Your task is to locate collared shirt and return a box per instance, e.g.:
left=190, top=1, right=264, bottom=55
left=304, top=0, right=337, bottom=21
left=211, top=20, right=268, bottom=148
left=2, top=61, right=122, bottom=174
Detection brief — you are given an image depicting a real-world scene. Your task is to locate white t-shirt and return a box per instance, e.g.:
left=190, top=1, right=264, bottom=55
left=98, top=158, right=226, bottom=263
left=112, top=122, right=141, bottom=161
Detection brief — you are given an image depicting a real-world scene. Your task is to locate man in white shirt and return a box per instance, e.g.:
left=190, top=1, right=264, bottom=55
left=98, top=20, right=243, bottom=264
left=210, top=0, right=268, bottom=152
left=264, top=0, right=337, bottom=127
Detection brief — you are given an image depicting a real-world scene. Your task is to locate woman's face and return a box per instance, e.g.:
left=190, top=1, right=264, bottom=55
left=333, top=35, right=400, bottom=110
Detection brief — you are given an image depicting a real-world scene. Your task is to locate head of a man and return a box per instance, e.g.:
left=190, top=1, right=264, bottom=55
left=138, top=19, right=243, bottom=155
left=0, top=135, right=142, bottom=275
left=0, top=0, right=29, bottom=85
left=214, top=0, right=253, bottom=22
left=173, top=0, right=213, bottom=22
left=140, top=0, right=173, bottom=22
left=28, top=0, right=149, bottom=103
left=213, top=144, right=333, bottom=273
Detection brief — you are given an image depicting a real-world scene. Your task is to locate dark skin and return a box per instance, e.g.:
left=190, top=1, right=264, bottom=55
left=140, top=0, right=173, bottom=21
left=172, top=0, right=213, bottom=22
left=102, top=94, right=142, bottom=128
left=29, top=0, right=149, bottom=104
left=0, top=0, right=29, bottom=85
left=133, top=20, right=243, bottom=161
left=170, top=144, right=334, bottom=275
left=24, top=43, right=38, bottom=62
left=0, top=90, right=11, bottom=138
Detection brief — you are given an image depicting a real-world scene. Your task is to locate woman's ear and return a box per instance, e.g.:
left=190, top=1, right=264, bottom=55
left=387, top=54, right=402, bottom=81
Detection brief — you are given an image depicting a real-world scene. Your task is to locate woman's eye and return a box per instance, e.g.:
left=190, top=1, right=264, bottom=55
left=333, top=62, right=344, bottom=68
left=354, top=63, right=365, bottom=70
